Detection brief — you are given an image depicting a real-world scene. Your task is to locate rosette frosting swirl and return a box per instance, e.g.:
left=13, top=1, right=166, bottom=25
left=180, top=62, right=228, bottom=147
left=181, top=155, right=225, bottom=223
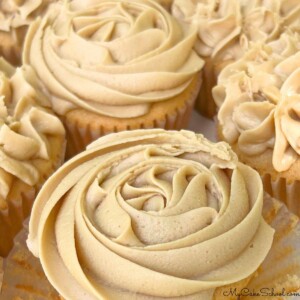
left=172, top=0, right=300, bottom=62
left=23, top=0, right=204, bottom=118
left=213, top=32, right=300, bottom=172
left=28, top=129, right=274, bottom=300
left=0, top=58, right=65, bottom=207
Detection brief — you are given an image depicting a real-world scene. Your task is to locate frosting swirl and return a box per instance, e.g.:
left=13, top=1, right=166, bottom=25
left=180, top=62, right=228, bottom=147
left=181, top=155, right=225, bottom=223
left=0, top=58, right=65, bottom=208
left=0, top=0, right=55, bottom=30
left=28, top=129, right=274, bottom=300
left=172, top=0, right=242, bottom=58
left=0, top=0, right=55, bottom=64
left=23, top=0, right=204, bottom=118
left=172, top=0, right=300, bottom=63
left=214, top=32, right=300, bottom=172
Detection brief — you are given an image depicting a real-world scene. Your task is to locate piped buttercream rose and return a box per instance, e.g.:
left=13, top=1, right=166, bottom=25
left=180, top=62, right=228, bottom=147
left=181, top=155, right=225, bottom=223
left=23, top=0, right=204, bottom=118
left=28, top=129, right=274, bottom=300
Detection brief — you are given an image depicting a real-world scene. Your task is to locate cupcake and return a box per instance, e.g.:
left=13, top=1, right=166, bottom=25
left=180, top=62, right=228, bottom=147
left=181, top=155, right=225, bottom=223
left=172, top=0, right=300, bottom=118
left=2, top=197, right=300, bottom=300
left=0, top=58, right=66, bottom=257
left=213, top=32, right=300, bottom=216
left=21, top=129, right=277, bottom=299
left=0, top=0, right=56, bottom=66
left=23, top=0, right=204, bottom=158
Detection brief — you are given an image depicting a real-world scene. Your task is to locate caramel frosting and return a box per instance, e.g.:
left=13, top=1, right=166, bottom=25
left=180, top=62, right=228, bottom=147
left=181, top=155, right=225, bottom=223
left=214, top=32, right=300, bottom=172
left=172, top=0, right=242, bottom=58
left=0, top=0, right=55, bottom=30
left=0, top=58, right=65, bottom=208
left=172, top=0, right=300, bottom=63
left=0, top=0, right=56, bottom=65
left=23, top=0, right=204, bottom=118
left=155, top=0, right=174, bottom=10
left=27, top=129, right=274, bottom=300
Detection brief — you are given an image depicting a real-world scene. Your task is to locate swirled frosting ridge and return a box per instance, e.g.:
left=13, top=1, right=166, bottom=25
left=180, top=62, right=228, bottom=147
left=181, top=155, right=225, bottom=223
left=28, top=129, right=274, bottom=300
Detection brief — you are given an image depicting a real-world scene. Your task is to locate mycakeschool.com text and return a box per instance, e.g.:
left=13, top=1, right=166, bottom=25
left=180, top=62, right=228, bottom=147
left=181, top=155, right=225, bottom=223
left=223, top=288, right=300, bottom=298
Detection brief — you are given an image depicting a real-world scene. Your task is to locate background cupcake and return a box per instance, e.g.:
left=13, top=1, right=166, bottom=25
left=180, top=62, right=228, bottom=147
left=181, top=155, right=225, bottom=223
left=214, top=32, right=300, bottom=216
left=0, top=0, right=56, bottom=66
left=23, top=0, right=204, bottom=158
left=0, top=58, right=66, bottom=257
left=172, top=0, right=300, bottom=118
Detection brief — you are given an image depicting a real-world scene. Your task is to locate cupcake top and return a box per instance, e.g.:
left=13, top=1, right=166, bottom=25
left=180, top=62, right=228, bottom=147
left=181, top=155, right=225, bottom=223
left=23, top=0, right=204, bottom=119
left=213, top=32, right=300, bottom=173
left=0, top=0, right=55, bottom=30
left=172, top=0, right=242, bottom=58
left=27, top=129, right=274, bottom=300
left=172, top=0, right=300, bottom=63
left=0, top=0, right=56, bottom=65
left=0, top=58, right=65, bottom=209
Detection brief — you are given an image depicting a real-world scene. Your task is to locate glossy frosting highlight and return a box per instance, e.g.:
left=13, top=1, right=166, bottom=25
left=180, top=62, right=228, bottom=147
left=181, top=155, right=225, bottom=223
left=28, top=129, right=274, bottom=300
left=23, top=0, right=204, bottom=118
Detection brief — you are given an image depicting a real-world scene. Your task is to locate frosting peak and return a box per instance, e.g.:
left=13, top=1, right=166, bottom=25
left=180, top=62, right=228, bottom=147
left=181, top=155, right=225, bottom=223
left=172, top=0, right=242, bottom=58
left=214, top=32, right=300, bottom=172
left=0, top=0, right=55, bottom=30
left=0, top=0, right=56, bottom=65
left=0, top=58, right=65, bottom=205
left=172, top=0, right=300, bottom=63
left=28, top=129, right=274, bottom=300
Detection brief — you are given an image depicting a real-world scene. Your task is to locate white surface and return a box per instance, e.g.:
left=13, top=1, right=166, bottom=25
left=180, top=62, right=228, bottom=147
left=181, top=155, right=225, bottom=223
left=188, top=110, right=217, bottom=142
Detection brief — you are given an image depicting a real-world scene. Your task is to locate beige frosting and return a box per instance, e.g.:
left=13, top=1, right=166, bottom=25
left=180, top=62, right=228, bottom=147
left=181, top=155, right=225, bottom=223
left=0, top=58, right=65, bottom=209
left=214, top=32, right=300, bottom=173
left=0, top=0, right=55, bottom=30
left=155, top=0, right=174, bottom=10
left=27, top=129, right=274, bottom=300
left=172, top=0, right=242, bottom=59
left=0, top=0, right=56, bottom=65
left=23, top=0, right=204, bottom=118
left=172, top=0, right=300, bottom=64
